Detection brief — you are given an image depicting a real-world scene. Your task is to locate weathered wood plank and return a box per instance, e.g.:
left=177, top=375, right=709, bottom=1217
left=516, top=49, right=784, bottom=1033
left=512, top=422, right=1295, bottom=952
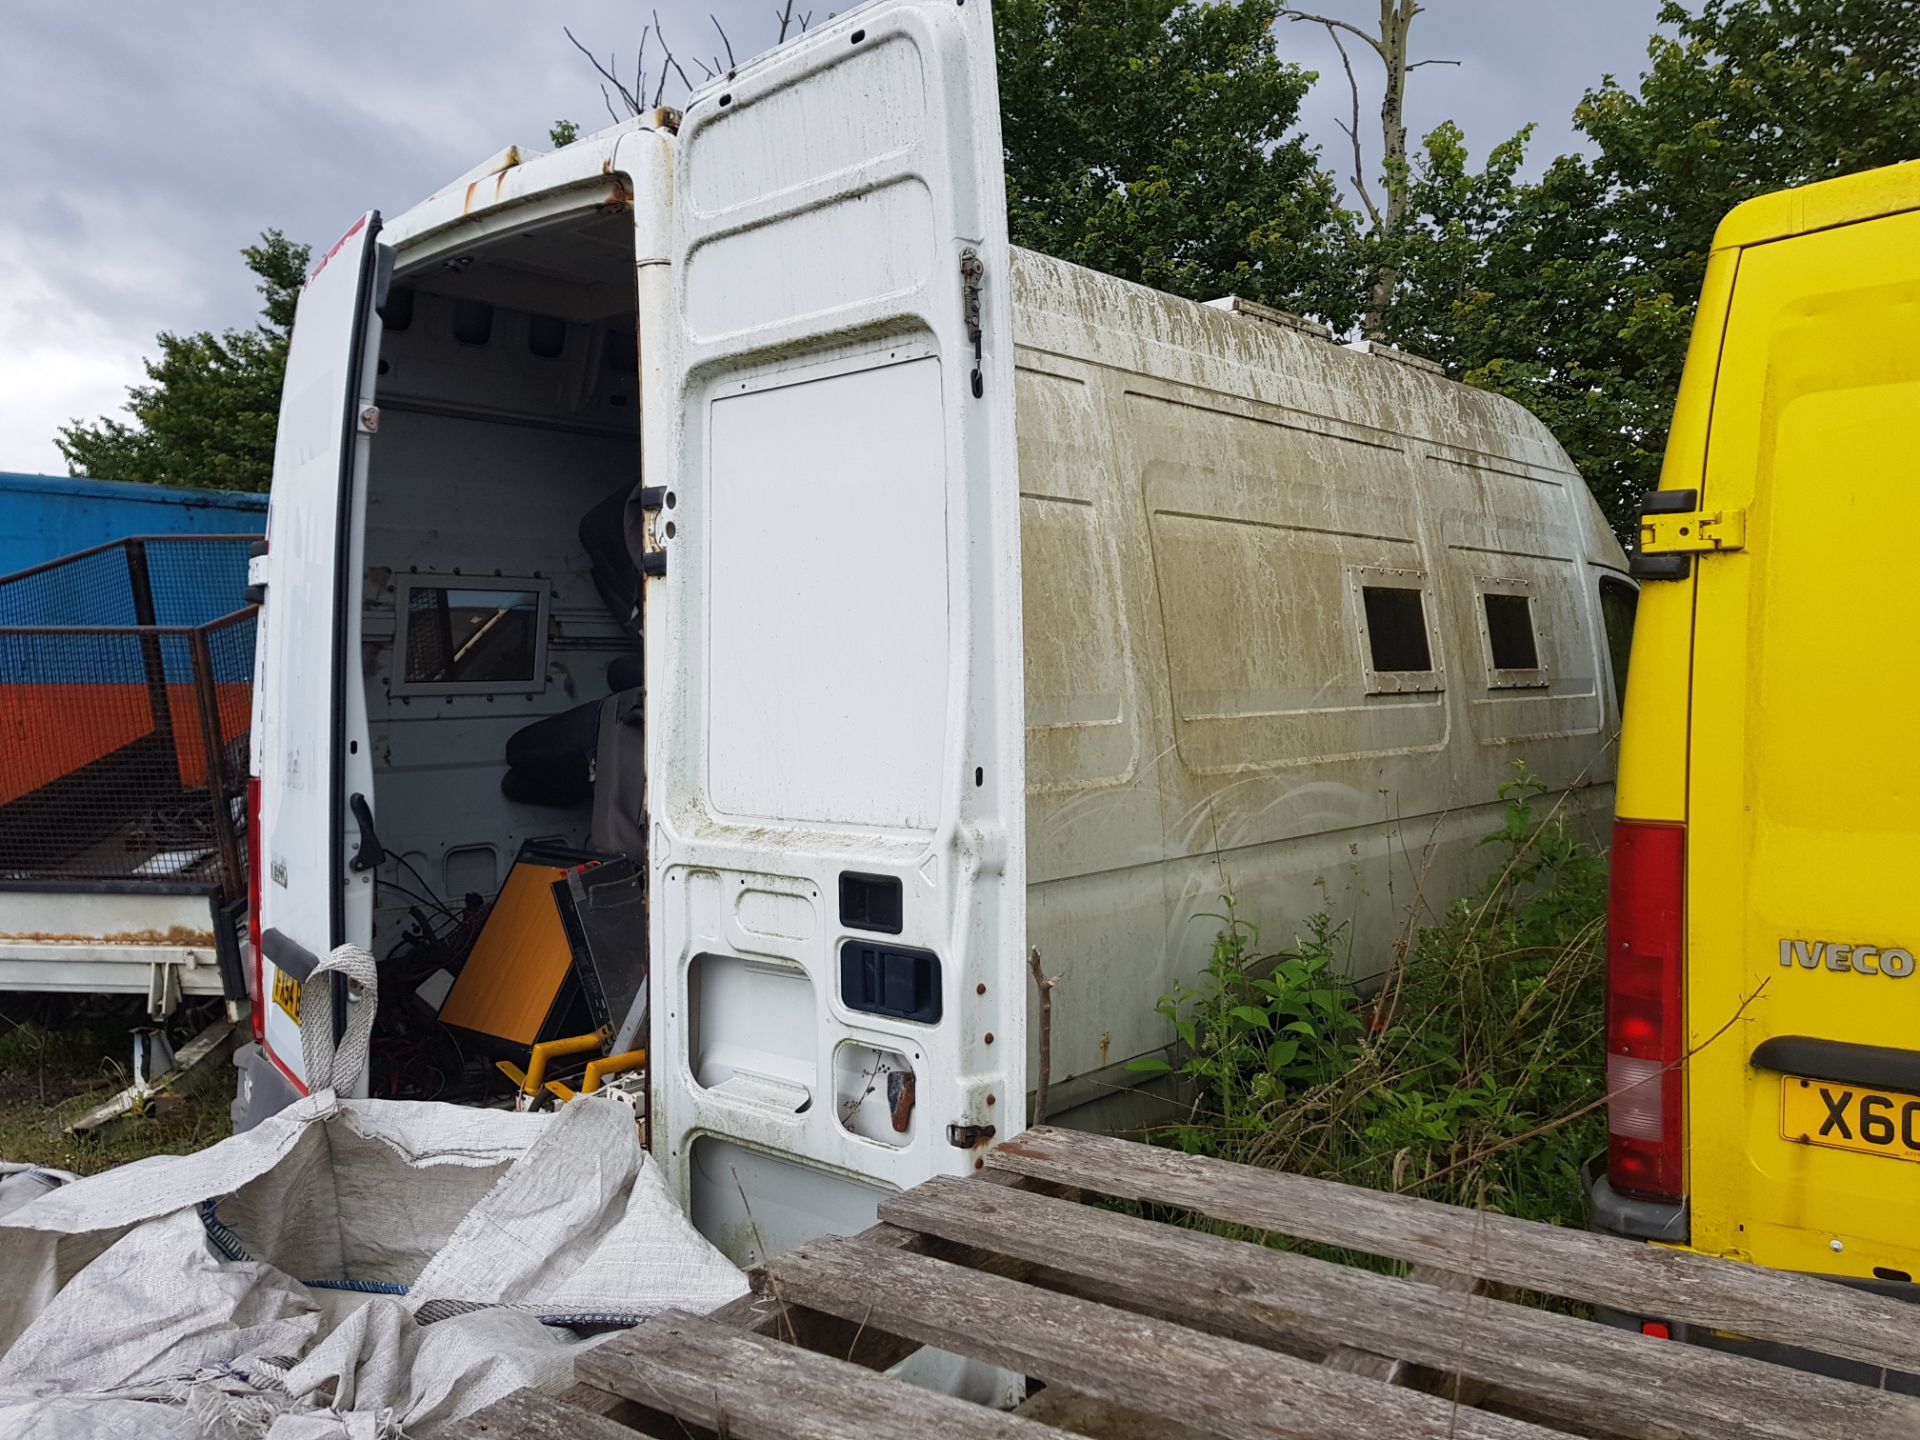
left=988, top=1126, right=1919, bottom=1379
left=1321, top=1266, right=1478, bottom=1385
left=449, top=1386, right=669, bottom=1439
left=556, top=1378, right=690, bottom=1434
left=884, top=1175, right=1920, bottom=1440
left=576, top=1309, right=1075, bottom=1439
left=1319, top=1346, right=1404, bottom=1382
left=705, top=1215, right=1037, bottom=1372
left=769, top=1234, right=1567, bottom=1440
left=1017, top=1387, right=1211, bottom=1439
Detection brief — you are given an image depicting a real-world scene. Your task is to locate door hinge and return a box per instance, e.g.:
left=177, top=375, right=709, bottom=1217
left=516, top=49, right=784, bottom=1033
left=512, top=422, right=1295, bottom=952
left=1629, top=488, right=1746, bottom=580
left=960, top=250, right=984, bottom=398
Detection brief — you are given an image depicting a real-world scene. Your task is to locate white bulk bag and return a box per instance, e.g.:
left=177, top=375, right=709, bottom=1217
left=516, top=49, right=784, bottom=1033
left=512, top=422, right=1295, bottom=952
left=0, top=1091, right=745, bottom=1438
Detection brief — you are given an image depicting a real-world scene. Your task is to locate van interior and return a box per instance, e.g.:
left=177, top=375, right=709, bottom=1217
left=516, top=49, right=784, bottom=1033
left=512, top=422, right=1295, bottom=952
left=354, top=208, right=649, bottom=1100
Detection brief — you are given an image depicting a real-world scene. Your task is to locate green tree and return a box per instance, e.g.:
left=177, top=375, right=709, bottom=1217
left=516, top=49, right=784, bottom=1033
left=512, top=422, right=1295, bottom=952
left=996, top=0, right=1356, bottom=322
left=1361, top=127, right=1687, bottom=531
left=57, top=231, right=310, bottom=493
left=1584, top=0, right=1920, bottom=291
left=1366, top=0, right=1920, bottom=535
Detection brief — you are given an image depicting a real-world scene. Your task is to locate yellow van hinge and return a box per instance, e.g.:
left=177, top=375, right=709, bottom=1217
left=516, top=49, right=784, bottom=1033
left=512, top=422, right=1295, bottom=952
left=1640, top=506, right=1747, bottom=556
left=1629, top=488, right=1746, bottom=580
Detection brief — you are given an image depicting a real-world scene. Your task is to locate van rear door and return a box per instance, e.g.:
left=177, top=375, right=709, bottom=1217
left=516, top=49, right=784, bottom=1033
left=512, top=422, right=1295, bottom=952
left=253, top=213, right=387, bottom=1095
left=654, top=0, right=1024, bottom=1260
left=1685, top=204, right=1920, bottom=1276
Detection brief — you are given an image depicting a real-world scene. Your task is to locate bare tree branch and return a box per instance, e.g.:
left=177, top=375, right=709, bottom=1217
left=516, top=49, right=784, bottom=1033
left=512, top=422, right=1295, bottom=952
left=564, top=26, right=642, bottom=114
left=1321, top=23, right=1381, bottom=230
left=1285, top=9, right=1386, bottom=58
left=653, top=10, right=695, bottom=106
left=1028, top=948, right=1060, bottom=1127
left=566, top=7, right=806, bottom=123
left=1406, top=57, right=1463, bottom=70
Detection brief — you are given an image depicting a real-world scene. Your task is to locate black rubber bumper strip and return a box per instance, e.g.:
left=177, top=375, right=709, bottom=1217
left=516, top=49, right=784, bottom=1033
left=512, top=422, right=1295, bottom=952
left=1752, top=1035, right=1920, bottom=1094
left=261, top=927, right=320, bottom=983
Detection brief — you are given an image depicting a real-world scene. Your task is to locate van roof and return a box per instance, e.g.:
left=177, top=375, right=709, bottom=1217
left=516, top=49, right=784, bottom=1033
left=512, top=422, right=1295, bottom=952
left=381, top=117, right=656, bottom=257
left=1713, top=158, right=1920, bottom=250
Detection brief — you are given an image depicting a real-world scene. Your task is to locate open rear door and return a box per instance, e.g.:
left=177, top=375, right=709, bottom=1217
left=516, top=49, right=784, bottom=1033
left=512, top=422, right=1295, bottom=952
left=655, top=0, right=1024, bottom=1260
left=253, top=213, right=387, bottom=1096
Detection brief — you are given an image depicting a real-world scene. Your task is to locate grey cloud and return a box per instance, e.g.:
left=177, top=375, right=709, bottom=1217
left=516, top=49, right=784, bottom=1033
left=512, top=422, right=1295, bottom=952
left=0, top=0, right=1672, bottom=472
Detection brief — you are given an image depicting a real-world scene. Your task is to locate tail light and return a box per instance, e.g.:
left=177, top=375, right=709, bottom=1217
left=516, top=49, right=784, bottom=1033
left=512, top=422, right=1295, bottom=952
left=1605, top=820, right=1686, bottom=1202
left=247, top=776, right=264, bottom=1043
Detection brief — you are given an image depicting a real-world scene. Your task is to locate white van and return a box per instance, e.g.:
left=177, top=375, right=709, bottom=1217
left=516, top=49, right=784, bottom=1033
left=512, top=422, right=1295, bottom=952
left=240, top=0, right=1631, bottom=1263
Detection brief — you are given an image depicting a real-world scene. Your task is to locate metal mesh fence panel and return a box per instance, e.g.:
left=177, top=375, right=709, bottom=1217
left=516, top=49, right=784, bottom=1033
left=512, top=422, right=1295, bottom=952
left=143, top=534, right=256, bottom=627
left=0, top=536, right=257, bottom=894
left=0, top=542, right=141, bottom=628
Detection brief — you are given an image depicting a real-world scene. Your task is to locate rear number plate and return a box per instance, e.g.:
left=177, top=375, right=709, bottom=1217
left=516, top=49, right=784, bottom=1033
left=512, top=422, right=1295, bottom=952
left=1782, top=1075, right=1920, bottom=1162
left=272, top=968, right=302, bottom=1024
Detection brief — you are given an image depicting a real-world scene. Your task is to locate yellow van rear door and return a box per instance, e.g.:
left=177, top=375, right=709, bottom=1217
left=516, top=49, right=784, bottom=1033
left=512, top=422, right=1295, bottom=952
left=1686, top=207, right=1920, bottom=1277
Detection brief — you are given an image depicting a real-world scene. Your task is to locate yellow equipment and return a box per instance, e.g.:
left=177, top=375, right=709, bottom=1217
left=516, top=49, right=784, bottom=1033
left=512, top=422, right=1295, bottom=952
left=437, top=852, right=578, bottom=1047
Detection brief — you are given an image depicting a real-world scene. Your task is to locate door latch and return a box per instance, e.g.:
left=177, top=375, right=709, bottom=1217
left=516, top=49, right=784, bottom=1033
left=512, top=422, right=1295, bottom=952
left=1630, top=488, right=1747, bottom=580
left=347, top=792, right=387, bottom=873
left=960, top=250, right=984, bottom=398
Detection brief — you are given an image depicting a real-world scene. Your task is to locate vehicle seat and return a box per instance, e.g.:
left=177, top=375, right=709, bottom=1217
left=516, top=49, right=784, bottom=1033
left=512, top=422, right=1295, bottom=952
left=500, top=686, right=646, bottom=858
left=500, top=699, right=600, bottom=806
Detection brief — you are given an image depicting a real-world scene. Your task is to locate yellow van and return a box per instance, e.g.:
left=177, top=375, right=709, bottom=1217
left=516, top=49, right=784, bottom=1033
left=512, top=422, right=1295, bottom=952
left=1595, top=160, right=1920, bottom=1342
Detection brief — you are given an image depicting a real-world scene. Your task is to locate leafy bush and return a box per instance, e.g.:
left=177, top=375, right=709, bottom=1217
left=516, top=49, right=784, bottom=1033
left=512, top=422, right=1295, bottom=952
left=1134, top=763, right=1607, bottom=1228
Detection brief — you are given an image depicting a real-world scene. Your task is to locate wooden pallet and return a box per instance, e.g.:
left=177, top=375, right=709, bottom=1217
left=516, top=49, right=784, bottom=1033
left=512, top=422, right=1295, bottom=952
left=455, top=1126, right=1920, bottom=1439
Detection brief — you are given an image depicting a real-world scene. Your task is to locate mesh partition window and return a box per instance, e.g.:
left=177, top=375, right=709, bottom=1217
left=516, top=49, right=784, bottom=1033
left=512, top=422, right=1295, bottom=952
left=392, top=575, right=549, bottom=695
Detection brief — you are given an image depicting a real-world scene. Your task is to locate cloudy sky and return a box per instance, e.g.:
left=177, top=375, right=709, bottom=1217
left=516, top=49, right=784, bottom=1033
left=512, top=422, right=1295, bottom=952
left=0, top=0, right=1665, bottom=476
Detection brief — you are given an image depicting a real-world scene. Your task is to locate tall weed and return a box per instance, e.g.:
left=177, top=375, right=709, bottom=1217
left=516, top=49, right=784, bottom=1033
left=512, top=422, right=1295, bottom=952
left=1135, top=763, right=1607, bottom=1227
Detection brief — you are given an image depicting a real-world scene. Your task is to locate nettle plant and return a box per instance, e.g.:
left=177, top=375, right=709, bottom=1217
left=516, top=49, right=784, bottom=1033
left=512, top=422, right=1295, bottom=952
left=1134, top=763, right=1610, bottom=1228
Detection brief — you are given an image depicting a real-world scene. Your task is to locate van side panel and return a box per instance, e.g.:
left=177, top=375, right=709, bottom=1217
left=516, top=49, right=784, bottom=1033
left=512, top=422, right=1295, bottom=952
left=1685, top=207, right=1920, bottom=1277
left=1012, top=253, right=1628, bottom=1109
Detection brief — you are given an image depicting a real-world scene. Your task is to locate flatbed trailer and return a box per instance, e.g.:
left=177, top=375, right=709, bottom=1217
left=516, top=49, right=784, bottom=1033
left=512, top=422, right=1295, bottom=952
left=463, top=1127, right=1920, bottom=1440
left=0, top=535, right=256, bottom=1017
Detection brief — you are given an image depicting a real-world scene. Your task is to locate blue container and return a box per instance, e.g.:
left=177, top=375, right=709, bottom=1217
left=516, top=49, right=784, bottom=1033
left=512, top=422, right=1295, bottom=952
left=0, top=473, right=266, bottom=577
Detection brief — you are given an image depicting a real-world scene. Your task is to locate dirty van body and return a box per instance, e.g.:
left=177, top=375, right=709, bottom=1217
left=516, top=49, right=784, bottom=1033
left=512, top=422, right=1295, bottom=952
left=1596, top=159, right=1920, bottom=1360
left=241, top=0, right=1629, bottom=1270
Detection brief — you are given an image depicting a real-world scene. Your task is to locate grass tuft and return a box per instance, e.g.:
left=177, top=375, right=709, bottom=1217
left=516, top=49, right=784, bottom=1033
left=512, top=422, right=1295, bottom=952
left=0, top=999, right=233, bottom=1175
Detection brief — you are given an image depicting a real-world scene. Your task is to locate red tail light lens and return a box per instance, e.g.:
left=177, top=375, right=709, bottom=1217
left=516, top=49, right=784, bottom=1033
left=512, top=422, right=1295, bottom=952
left=1605, top=820, right=1686, bottom=1202
left=247, top=776, right=264, bottom=1043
